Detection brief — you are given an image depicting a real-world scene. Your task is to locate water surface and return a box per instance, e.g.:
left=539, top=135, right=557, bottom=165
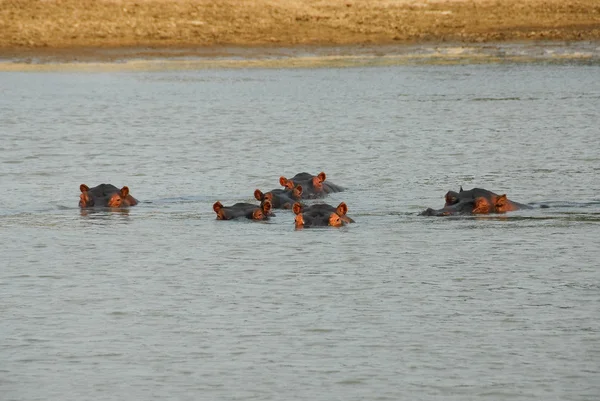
left=1, top=52, right=599, bottom=401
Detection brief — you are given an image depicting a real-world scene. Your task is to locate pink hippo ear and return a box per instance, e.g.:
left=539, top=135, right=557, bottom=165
left=318, top=172, right=327, bottom=182
left=294, top=213, right=305, bottom=228
left=494, top=194, right=509, bottom=212
left=262, top=200, right=272, bottom=214
left=293, top=185, right=303, bottom=198
left=336, top=202, right=348, bottom=216
left=280, top=176, right=294, bottom=189
left=213, top=201, right=224, bottom=213
left=311, top=176, right=323, bottom=190
left=79, top=184, right=93, bottom=207
left=496, top=194, right=508, bottom=206
left=292, top=202, right=303, bottom=215
left=119, top=186, right=130, bottom=199
left=254, top=189, right=263, bottom=201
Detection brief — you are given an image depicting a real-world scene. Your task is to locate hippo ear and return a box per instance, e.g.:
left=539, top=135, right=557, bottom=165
left=279, top=176, right=289, bottom=187
left=254, top=189, right=263, bottom=201
left=262, top=200, right=272, bottom=214
left=292, top=202, right=303, bottom=215
left=459, top=186, right=464, bottom=192
left=213, top=201, right=223, bottom=213
left=311, top=176, right=322, bottom=189
left=318, top=172, right=326, bottom=182
left=336, top=202, right=348, bottom=216
left=293, top=185, right=303, bottom=197
left=80, top=184, right=90, bottom=193
left=119, top=186, right=129, bottom=199
left=294, top=213, right=305, bottom=228
left=495, top=194, right=508, bottom=207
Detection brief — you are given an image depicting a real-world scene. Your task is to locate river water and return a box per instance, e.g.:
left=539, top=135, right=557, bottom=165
left=1, top=45, right=599, bottom=400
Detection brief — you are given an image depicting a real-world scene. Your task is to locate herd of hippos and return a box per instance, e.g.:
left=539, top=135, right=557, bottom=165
left=79, top=171, right=532, bottom=228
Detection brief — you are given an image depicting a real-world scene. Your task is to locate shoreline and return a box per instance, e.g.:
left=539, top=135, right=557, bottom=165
left=1, top=0, right=600, bottom=65
left=1, top=42, right=599, bottom=71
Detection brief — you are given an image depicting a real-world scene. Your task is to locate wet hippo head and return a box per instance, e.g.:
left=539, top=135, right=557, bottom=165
left=254, top=185, right=302, bottom=209
left=293, top=201, right=354, bottom=224
left=421, top=197, right=489, bottom=216
left=294, top=211, right=344, bottom=229
left=422, top=187, right=529, bottom=216
left=213, top=200, right=272, bottom=221
left=280, top=172, right=327, bottom=199
left=79, top=183, right=138, bottom=208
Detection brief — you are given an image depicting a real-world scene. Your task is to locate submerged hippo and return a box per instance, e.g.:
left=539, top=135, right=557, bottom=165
left=280, top=171, right=344, bottom=199
left=292, top=201, right=353, bottom=228
left=213, top=200, right=272, bottom=221
left=254, top=185, right=303, bottom=209
left=421, top=187, right=531, bottom=216
left=292, top=202, right=355, bottom=224
left=79, top=183, right=138, bottom=208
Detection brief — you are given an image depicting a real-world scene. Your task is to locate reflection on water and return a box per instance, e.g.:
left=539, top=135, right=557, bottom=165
left=1, top=53, right=599, bottom=401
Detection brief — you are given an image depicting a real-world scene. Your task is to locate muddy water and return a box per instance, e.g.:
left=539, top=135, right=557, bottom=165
left=1, top=49, right=600, bottom=400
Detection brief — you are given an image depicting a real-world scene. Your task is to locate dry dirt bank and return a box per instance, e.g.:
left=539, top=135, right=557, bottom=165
left=1, top=0, right=600, bottom=60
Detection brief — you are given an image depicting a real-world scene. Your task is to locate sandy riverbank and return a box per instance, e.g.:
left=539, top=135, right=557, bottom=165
left=1, top=0, right=599, bottom=62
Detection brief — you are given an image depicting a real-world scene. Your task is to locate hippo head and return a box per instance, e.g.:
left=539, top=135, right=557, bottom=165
left=280, top=172, right=325, bottom=194
left=294, top=211, right=344, bottom=229
left=293, top=201, right=349, bottom=219
left=79, top=183, right=138, bottom=208
left=422, top=189, right=516, bottom=216
left=213, top=200, right=272, bottom=221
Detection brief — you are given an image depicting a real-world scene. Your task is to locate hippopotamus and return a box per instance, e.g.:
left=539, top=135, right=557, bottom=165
left=292, top=201, right=353, bottom=228
left=79, top=183, right=138, bottom=208
left=292, top=202, right=355, bottom=224
left=421, top=187, right=532, bottom=216
left=213, top=200, right=272, bottom=221
left=294, top=211, right=345, bottom=228
left=254, top=185, right=302, bottom=209
left=279, top=172, right=344, bottom=199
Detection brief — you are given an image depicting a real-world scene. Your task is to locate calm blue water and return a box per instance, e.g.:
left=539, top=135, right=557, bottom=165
left=1, top=52, right=599, bottom=401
